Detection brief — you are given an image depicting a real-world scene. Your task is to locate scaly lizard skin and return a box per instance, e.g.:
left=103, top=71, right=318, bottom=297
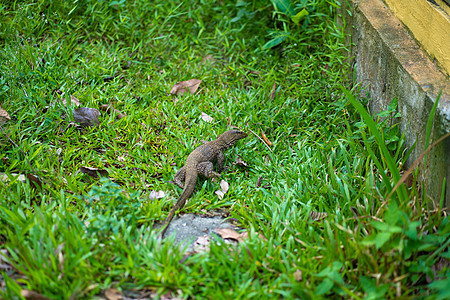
left=160, top=129, right=247, bottom=237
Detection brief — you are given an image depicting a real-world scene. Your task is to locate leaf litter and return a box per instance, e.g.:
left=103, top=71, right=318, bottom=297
left=200, top=112, right=214, bottom=123
left=169, top=79, right=202, bottom=97
left=215, top=179, right=229, bottom=199
left=0, top=106, right=11, bottom=124
left=99, top=104, right=126, bottom=120
left=79, top=166, right=109, bottom=178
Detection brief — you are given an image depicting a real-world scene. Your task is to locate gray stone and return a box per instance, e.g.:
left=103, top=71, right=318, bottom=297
left=154, top=214, right=237, bottom=252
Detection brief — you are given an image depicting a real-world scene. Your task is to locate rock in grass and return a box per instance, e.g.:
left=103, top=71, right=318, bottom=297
left=73, top=107, right=100, bottom=127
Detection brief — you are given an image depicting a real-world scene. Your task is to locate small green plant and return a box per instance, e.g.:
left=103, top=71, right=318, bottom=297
left=262, top=0, right=335, bottom=50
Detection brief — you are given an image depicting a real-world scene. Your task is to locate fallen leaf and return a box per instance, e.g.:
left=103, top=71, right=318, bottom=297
left=0, top=173, right=27, bottom=183
left=240, top=231, right=268, bottom=241
left=234, top=155, right=248, bottom=168
left=270, top=81, right=276, bottom=100
left=215, top=190, right=225, bottom=200
left=294, top=269, right=303, bottom=281
left=103, top=74, right=122, bottom=82
left=247, top=70, right=260, bottom=75
left=1, top=157, right=9, bottom=166
left=309, top=211, right=328, bottom=222
left=0, top=106, right=11, bottom=124
left=261, top=130, right=272, bottom=146
left=99, top=104, right=126, bottom=120
left=149, top=190, right=166, bottom=200
left=203, top=54, right=215, bottom=63
left=201, top=112, right=214, bottom=123
left=179, top=251, right=197, bottom=264
left=20, top=290, right=53, bottom=300
left=170, top=79, right=202, bottom=97
left=193, top=235, right=210, bottom=253
left=54, top=243, right=65, bottom=271
left=215, top=180, right=229, bottom=199
left=0, top=249, right=13, bottom=274
left=104, top=288, right=123, bottom=300
left=220, top=180, right=229, bottom=194
left=160, top=291, right=184, bottom=300
left=256, top=175, right=263, bottom=188
left=73, top=107, right=100, bottom=127
left=63, top=95, right=81, bottom=108
left=79, top=166, right=109, bottom=178
left=25, top=174, right=43, bottom=190
left=214, top=228, right=243, bottom=242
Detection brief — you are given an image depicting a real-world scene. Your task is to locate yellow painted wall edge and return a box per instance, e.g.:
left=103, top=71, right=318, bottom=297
left=383, top=0, right=450, bottom=76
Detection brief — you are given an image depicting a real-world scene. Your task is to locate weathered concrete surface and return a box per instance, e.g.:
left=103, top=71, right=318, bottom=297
left=154, top=213, right=238, bottom=252
left=339, top=0, right=450, bottom=206
left=383, top=0, right=450, bottom=75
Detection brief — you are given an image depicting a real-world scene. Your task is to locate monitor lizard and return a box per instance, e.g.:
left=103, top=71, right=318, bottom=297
left=159, top=129, right=247, bottom=237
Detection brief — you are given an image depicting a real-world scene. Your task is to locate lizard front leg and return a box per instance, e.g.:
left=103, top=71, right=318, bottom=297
left=197, top=161, right=221, bottom=179
left=216, top=150, right=225, bottom=172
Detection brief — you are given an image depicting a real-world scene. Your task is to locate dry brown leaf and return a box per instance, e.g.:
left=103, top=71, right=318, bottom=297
left=73, top=107, right=100, bottom=127
left=0, top=249, right=13, bottom=273
left=25, top=174, right=43, bottom=190
left=203, top=55, right=215, bottom=63
left=62, top=95, right=81, bottom=108
left=20, top=290, right=53, bottom=300
left=220, top=180, right=229, bottom=193
left=0, top=106, right=11, bottom=124
left=201, top=112, right=214, bottom=123
left=294, top=269, right=303, bottom=281
left=215, top=180, right=229, bottom=199
left=1, top=157, right=9, bottom=166
left=261, top=130, right=272, bottom=147
left=149, top=190, right=166, bottom=201
left=235, top=155, right=248, bottom=168
left=104, top=288, right=123, bottom=300
left=54, top=243, right=65, bottom=271
left=99, top=104, right=126, bottom=120
left=193, top=235, right=211, bottom=253
left=270, top=81, right=277, bottom=100
left=79, top=166, right=109, bottom=178
left=256, top=176, right=263, bottom=188
left=169, top=79, right=202, bottom=97
left=160, top=291, right=184, bottom=300
left=215, top=190, right=225, bottom=199
left=214, top=228, right=243, bottom=242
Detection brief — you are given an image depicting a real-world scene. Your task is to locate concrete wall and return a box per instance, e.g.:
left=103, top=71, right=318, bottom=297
left=383, top=0, right=450, bottom=76
left=339, top=0, right=450, bottom=206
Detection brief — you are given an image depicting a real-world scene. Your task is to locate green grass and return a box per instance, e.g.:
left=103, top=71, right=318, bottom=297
left=0, top=0, right=449, bottom=299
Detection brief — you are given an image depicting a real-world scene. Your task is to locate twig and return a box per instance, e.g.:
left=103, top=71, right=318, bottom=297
left=248, top=128, right=273, bottom=152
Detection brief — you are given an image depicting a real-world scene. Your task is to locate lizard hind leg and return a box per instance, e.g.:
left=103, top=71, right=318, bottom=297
left=173, top=166, right=186, bottom=189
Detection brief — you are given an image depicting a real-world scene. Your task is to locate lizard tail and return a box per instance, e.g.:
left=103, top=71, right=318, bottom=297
left=159, top=164, right=198, bottom=237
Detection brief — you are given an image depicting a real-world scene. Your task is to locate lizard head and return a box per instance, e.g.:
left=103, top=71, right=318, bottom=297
left=218, top=129, right=248, bottom=146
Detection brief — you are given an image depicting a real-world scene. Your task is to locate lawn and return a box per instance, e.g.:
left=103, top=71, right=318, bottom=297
left=0, top=0, right=448, bottom=299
